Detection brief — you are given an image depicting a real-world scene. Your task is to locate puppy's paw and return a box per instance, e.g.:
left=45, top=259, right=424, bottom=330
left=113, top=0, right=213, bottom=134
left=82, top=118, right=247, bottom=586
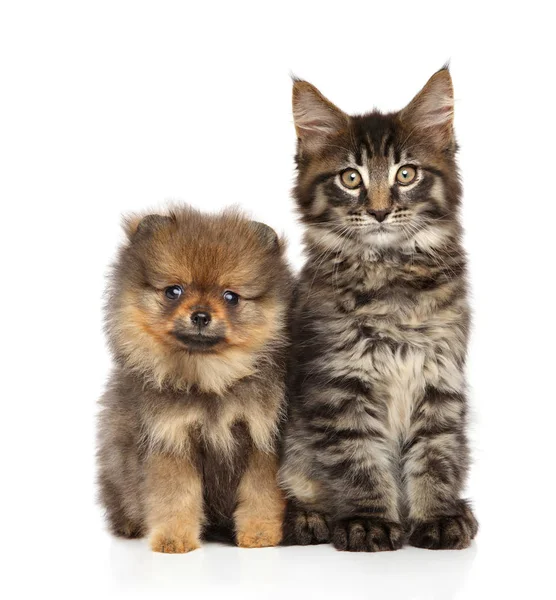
left=236, top=519, right=283, bottom=548
left=409, top=500, right=478, bottom=550
left=150, top=530, right=200, bottom=554
left=331, top=517, right=404, bottom=552
left=282, top=502, right=329, bottom=545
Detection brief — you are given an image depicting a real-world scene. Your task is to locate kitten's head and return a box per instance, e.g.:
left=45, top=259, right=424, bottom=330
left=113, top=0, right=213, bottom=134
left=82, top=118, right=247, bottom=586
left=106, top=206, right=290, bottom=393
left=292, top=67, right=461, bottom=253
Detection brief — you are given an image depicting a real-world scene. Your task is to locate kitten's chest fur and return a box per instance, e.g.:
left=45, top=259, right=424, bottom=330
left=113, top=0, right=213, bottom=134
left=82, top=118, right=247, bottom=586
left=309, top=252, right=468, bottom=439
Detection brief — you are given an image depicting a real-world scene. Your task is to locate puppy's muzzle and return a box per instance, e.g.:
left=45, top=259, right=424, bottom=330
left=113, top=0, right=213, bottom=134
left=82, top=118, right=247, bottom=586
left=190, top=311, right=211, bottom=328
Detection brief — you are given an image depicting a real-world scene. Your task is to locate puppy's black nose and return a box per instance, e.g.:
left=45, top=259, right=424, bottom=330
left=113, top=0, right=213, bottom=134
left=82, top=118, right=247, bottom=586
left=367, top=208, right=391, bottom=223
left=190, top=311, right=211, bottom=328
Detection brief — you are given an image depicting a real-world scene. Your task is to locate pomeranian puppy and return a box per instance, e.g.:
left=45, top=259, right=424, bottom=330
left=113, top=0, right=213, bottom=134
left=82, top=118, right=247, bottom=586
left=97, top=206, right=292, bottom=553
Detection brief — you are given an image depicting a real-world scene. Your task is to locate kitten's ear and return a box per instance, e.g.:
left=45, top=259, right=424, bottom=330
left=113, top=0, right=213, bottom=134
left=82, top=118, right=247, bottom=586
left=123, top=213, right=173, bottom=240
left=292, top=79, right=348, bottom=151
left=251, top=221, right=282, bottom=253
left=399, top=68, right=455, bottom=150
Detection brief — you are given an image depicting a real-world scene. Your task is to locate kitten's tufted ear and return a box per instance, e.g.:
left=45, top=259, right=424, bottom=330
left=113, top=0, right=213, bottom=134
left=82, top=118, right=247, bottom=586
left=123, top=213, right=173, bottom=241
left=292, top=79, right=349, bottom=152
left=399, top=67, right=455, bottom=150
left=251, top=221, right=281, bottom=252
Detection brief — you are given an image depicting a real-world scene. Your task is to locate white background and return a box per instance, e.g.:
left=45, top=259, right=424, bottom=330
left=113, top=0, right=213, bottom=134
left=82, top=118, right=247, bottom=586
left=1, top=1, right=554, bottom=598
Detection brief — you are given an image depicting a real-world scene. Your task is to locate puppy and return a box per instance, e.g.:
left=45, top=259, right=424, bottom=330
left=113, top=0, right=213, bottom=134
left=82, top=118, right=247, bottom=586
left=97, top=206, right=291, bottom=552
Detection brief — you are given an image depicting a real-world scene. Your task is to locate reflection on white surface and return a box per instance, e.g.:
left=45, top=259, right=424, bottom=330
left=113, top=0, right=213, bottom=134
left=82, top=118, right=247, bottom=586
left=108, top=536, right=477, bottom=599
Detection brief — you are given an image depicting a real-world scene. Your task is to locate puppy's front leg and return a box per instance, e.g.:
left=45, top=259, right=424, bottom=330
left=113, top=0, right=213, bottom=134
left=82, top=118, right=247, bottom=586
left=234, top=450, right=285, bottom=548
left=145, top=453, right=204, bottom=553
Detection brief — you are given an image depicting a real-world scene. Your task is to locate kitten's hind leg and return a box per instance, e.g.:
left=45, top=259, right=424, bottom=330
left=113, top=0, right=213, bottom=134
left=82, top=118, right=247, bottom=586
left=282, top=499, right=330, bottom=545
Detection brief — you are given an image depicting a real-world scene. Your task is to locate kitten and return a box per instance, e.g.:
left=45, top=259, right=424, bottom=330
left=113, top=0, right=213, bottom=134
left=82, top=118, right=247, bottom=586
left=97, top=206, right=292, bottom=552
left=279, top=68, right=478, bottom=551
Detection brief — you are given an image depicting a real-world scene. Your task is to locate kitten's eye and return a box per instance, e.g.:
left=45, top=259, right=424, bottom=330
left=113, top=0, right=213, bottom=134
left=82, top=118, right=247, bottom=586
left=396, top=166, right=417, bottom=185
left=164, top=285, right=183, bottom=300
left=223, top=290, right=240, bottom=306
left=340, top=169, right=362, bottom=189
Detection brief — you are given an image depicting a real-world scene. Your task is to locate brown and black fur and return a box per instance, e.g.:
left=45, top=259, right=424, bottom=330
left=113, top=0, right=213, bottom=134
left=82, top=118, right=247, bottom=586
left=97, top=206, right=292, bottom=552
left=279, top=68, right=478, bottom=551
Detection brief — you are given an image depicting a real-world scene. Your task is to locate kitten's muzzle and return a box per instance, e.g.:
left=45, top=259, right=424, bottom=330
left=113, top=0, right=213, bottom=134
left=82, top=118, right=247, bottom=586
left=367, top=208, right=392, bottom=223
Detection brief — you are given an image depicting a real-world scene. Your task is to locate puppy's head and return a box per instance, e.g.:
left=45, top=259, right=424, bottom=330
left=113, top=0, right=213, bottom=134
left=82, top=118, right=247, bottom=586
left=107, top=206, right=290, bottom=393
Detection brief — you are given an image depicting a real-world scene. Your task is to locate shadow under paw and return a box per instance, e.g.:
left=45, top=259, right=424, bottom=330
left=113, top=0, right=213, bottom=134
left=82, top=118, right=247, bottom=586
left=282, top=501, right=330, bottom=546
left=331, top=517, right=404, bottom=552
left=409, top=501, right=478, bottom=550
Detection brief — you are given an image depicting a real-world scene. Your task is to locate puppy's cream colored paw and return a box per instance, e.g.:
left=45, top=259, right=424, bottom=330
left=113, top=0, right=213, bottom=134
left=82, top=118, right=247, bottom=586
left=236, top=519, right=283, bottom=548
left=150, top=530, right=200, bottom=554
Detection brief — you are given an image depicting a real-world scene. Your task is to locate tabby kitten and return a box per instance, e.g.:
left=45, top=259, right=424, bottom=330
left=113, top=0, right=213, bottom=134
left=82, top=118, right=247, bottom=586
left=279, top=68, right=478, bottom=551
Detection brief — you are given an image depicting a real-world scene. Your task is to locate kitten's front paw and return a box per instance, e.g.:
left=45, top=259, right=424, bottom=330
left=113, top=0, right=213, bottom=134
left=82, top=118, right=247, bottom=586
left=331, top=518, right=403, bottom=552
left=150, top=530, right=200, bottom=554
left=409, top=501, right=478, bottom=550
left=236, top=519, right=283, bottom=548
left=282, top=502, right=329, bottom=546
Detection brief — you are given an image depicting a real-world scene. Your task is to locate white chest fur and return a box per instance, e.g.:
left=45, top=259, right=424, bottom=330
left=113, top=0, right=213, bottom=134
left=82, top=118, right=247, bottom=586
left=367, top=318, right=465, bottom=440
left=322, top=303, right=466, bottom=442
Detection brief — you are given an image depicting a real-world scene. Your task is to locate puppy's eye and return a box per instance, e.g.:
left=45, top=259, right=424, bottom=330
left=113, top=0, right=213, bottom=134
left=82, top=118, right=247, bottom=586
left=340, top=169, right=362, bottom=189
left=164, top=285, right=183, bottom=300
left=396, top=166, right=417, bottom=185
left=223, top=290, right=239, bottom=306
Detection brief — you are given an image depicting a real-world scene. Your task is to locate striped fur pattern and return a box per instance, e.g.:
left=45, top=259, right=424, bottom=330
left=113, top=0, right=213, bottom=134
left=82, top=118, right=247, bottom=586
left=279, top=68, right=478, bottom=551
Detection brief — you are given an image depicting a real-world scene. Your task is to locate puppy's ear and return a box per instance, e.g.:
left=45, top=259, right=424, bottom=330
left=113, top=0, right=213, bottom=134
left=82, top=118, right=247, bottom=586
left=251, top=221, right=281, bottom=253
left=292, top=79, right=348, bottom=153
left=123, top=213, right=173, bottom=241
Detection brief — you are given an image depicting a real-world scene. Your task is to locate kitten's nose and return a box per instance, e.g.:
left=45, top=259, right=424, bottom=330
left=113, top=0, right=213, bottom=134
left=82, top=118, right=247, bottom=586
left=367, top=208, right=392, bottom=223
left=190, top=311, right=211, bottom=328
